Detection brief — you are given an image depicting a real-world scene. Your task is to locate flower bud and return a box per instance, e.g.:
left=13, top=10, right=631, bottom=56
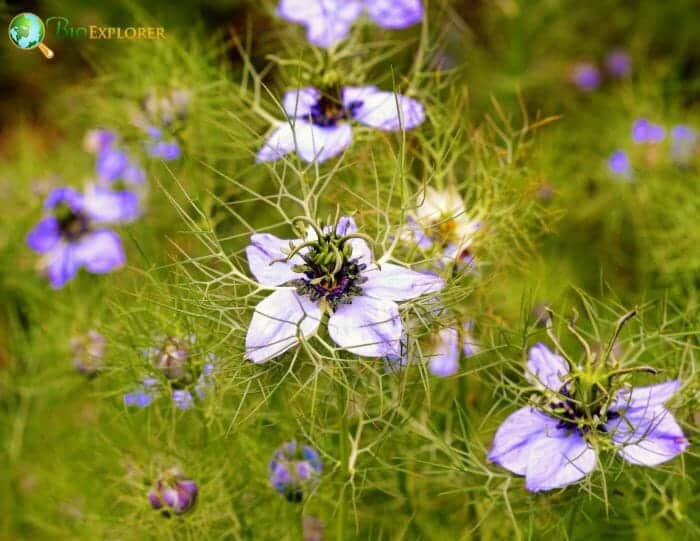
left=70, top=330, right=106, bottom=376
left=148, top=468, right=197, bottom=515
left=154, top=337, right=191, bottom=382
left=269, top=441, right=322, bottom=503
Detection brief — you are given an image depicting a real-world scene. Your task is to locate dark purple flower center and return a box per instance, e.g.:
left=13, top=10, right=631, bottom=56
left=306, top=96, right=363, bottom=128
left=548, top=389, right=619, bottom=434
left=55, top=203, right=91, bottom=241
left=287, top=233, right=368, bottom=311
left=153, top=337, right=195, bottom=386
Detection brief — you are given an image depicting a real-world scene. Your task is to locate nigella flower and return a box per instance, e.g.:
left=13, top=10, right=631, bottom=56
left=135, top=88, right=190, bottom=161
left=96, top=146, right=147, bottom=185
left=670, top=124, right=697, bottom=165
left=70, top=330, right=106, bottom=376
left=403, top=185, right=480, bottom=269
left=269, top=441, right=323, bottom=502
left=427, top=323, right=479, bottom=377
left=606, top=49, right=632, bottom=78
left=124, top=336, right=216, bottom=410
left=26, top=186, right=136, bottom=288
left=148, top=468, right=198, bottom=515
left=570, top=62, right=601, bottom=92
left=245, top=216, right=443, bottom=363
left=488, top=343, right=688, bottom=492
left=257, top=86, right=424, bottom=164
left=632, top=118, right=665, bottom=144
left=608, top=150, right=632, bottom=179
left=84, top=129, right=116, bottom=154
left=277, top=0, right=423, bottom=48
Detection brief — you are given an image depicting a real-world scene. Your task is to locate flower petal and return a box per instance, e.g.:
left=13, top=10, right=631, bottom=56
left=610, top=380, right=681, bottom=412
left=277, top=0, right=363, bottom=48
left=362, top=262, right=444, bottom=301
left=245, top=289, right=322, bottom=363
left=350, top=90, right=425, bottom=131
left=96, top=148, right=129, bottom=182
left=606, top=406, right=689, bottom=466
left=27, top=217, right=61, bottom=254
left=327, top=296, right=402, bottom=357
left=257, top=123, right=297, bottom=162
left=488, top=406, right=555, bottom=476
left=124, top=390, right=153, bottom=408
left=282, top=87, right=320, bottom=117
left=73, top=230, right=126, bottom=274
left=45, top=187, right=84, bottom=212
left=172, top=389, right=194, bottom=410
left=335, top=216, right=372, bottom=264
left=84, top=186, right=140, bottom=223
left=429, top=327, right=460, bottom=377
left=45, top=244, right=79, bottom=288
left=524, top=430, right=596, bottom=492
left=365, top=0, right=424, bottom=29
left=246, top=233, right=303, bottom=286
left=526, top=343, right=570, bottom=392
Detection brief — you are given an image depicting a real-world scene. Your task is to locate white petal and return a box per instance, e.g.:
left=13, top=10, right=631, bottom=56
left=246, top=233, right=303, bottom=286
left=351, top=90, right=425, bottom=131
left=327, top=296, right=402, bottom=357
left=282, top=87, right=320, bottom=117
left=245, top=289, right=322, bottom=363
left=362, top=263, right=443, bottom=301
left=256, top=124, right=296, bottom=162
left=428, top=327, right=460, bottom=377
left=293, top=121, right=353, bottom=163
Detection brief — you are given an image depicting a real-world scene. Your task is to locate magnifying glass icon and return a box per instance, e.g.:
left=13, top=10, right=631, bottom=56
left=8, top=12, right=55, bottom=59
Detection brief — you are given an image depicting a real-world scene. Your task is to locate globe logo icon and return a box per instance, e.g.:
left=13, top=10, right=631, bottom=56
left=8, top=12, right=54, bottom=58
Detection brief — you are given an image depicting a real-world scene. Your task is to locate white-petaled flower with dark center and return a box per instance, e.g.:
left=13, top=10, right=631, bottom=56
left=257, top=86, right=424, bottom=164
left=488, top=343, right=689, bottom=492
left=245, top=216, right=444, bottom=363
left=405, top=185, right=481, bottom=267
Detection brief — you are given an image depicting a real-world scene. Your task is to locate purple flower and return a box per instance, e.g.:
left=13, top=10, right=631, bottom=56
left=245, top=216, right=444, bottom=363
left=148, top=468, right=198, bottom=515
left=632, top=118, right=666, bottom=144
left=96, top=147, right=146, bottom=185
left=26, top=187, right=135, bottom=288
left=257, top=86, right=424, bottom=163
left=124, top=337, right=216, bottom=410
left=428, top=322, right=479, bottom=377
left=606, top=49, right=632, bottom=78
left=488, top=344, right=688, bottom=492
left=670, top=124, right=697, bottom=164
left=608, top=150, right=632, bottom=178
left=277, top=0, right=423, bottom=48
left=84, top=129, right=116, bottom=154
left=70, top=330, right=106, bottom=376
left=571, top=62, right=601, bottom=92
left=269, top=441, right=323, bottom=502
left=148, top=140, right=181, bottom=160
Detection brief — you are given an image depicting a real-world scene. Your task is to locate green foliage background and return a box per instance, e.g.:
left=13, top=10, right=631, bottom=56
left=0, top=0, right=698, bottom=539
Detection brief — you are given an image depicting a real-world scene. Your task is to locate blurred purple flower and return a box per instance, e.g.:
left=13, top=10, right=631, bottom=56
left=148, top=140, right=181, bottom=160
left=277, top=0, right=423, bottom=48
left=70, top=330, right=106, bottom=376
left=148, top=468, right=198, bottom=515
left=606, top=49, right=632, bottom=78
left=26, top=187, right=135, bottom=288
left=428, top=322, right=479, bottom=377
left=670, top=124, right=697, bottom=164
left=608, top=149, right=632, bottom=178
left=632, top=118, right=665, bottom=144
left=488, top=343, right=688, bottom=492
left=245, top=216, right=443, bottom=363
left=124, top=337, right=216, bottom=410
left=84, top=129, right=116, bottom=154
left=571, top=62, right=601, bottom=92
left=257, top=86, right=424, bottom=163
left=269, top=441, right=323, bottom=502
